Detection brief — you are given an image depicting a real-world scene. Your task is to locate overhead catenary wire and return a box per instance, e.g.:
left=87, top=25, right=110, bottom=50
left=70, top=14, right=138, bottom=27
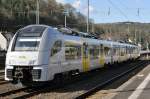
left=117, top=0, right=144, bottom=23
left=107, top=0, right=129, bottom=21
left=118, top=0, right=147, bottom=44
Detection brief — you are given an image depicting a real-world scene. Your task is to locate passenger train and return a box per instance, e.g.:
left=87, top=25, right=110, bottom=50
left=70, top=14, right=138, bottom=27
left=5, top=25, right=140, bottom=85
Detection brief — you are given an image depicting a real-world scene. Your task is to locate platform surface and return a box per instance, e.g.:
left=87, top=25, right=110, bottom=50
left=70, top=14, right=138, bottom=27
left=88, top=63, right=150, bottom=99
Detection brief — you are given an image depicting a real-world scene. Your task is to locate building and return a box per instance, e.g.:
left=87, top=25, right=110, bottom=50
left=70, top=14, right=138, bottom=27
left=0, top=31, right=13, bottom=51
left=0, top=32, right=7, bottom=51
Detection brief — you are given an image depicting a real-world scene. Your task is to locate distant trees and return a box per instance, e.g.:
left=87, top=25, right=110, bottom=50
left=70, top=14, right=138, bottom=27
left=95, top=22, right=150, bottom=49
left=0, top=0, right=149, bottom=49
left=0, top=0, right=89, bottom=32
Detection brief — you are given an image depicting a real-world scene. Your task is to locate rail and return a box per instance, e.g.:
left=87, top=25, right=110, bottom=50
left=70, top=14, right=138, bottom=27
left=76, top=61, right=150, bottom=99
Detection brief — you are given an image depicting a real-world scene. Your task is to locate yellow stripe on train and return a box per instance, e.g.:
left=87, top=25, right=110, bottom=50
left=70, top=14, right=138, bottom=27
left=99, top=55, right=105, bottom=67
left=82, top=57, right=90, bottom=72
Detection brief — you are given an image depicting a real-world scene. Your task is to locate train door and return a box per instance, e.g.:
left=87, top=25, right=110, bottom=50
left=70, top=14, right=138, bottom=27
left=99, top=44, right=105, bottom=67
left=50, top=40, right=63, bottom=73
left=82, top=43, right=90, bottom=72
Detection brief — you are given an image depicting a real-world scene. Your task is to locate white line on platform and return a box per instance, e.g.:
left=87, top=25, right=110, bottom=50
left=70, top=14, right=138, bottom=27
left=128, top=72, right=150, bottom=99
left=104, top=72, right=139, bottom=99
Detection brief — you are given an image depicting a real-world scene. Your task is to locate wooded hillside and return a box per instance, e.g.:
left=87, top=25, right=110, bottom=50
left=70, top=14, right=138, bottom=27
left=0, top=0, right=149, bottom=49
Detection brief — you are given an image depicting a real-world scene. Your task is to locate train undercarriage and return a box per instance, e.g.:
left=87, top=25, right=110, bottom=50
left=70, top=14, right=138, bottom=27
left=6, top=66, right=41, bottom=86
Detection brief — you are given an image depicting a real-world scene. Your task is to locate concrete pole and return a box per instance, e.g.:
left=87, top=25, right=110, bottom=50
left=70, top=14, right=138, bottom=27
left=87, top=0, right=89, bottom=33
left=36, top=0, right=39, bottom=24
left=65, top=14, right=67, bottom=28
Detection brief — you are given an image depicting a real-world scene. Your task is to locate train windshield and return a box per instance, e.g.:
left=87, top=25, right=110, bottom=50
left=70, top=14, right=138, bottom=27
left=13, top=26, right=46, bottom=51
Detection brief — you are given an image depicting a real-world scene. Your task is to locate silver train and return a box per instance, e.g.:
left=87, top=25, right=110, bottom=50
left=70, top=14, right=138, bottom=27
left=5, top=25, right=140, bottom=85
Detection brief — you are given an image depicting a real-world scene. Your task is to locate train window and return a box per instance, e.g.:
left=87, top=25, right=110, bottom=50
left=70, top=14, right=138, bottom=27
left=51, top=41, right=62, bottom=56
left=18, top=26, right=46, bottom=37
left=13, top=37, right=40, bottom=51
left=104, top=46, right=111, bottom=56
left=126, top=47, right=128, bottom=54
left=133, top=48, right=137, bottom=54
left=129, top=47, right=131, bottom=54
left=89, top=45, right=99, bottom=59
left=120, top=47, right=125, bottom=56
left=117, top=47, right=120, bottom=55
left=83, top=43, right=88, bottom=58
left=100, top=44, right=104, bottom=56
left=113, top=48, right=117, bottom=55
left=65, top=43, right=81, bottom=60
left=12, top=26, right=46, bottom=51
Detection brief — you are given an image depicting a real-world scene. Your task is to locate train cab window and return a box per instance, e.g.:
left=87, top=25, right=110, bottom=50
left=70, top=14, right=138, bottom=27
left=12, top=26, right=46, bottom=51
left=18, top=26, right=46, bottom=37
left=51, top=41, right=62, bottom=56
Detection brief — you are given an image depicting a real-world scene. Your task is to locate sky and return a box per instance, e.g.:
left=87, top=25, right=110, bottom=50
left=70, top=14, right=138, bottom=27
left=56, top=0, right=150, bottom=23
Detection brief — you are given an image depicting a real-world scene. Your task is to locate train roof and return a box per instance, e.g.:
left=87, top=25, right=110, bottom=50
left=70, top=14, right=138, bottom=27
left=56, top=27, right=138, bottom=48
left=63, top=34, right=138, bottom=48
left=21, top=25, right=139, bottom=48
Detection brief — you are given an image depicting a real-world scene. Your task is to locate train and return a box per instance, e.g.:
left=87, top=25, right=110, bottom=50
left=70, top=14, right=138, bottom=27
left=5, top=25, right=140, bottom=86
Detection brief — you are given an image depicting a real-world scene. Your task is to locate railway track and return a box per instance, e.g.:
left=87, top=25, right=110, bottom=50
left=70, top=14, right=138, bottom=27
left=76, top=60, right=150, bottom=99
left=0, top=70, right=8, bottom=85
left=0, top=81, right=9, bottom=85
left=0, top=70, right=4, bottom=76
left=0, top=87, right=31, bottom=98
left=0, top=60, right=149, bottom=99
left=0, top=83, right=59, bottom=99
left=0, top=77, right=8, bottom=85
left=9, top=85, right=55, bottom=99
left=0, top=70, right=6, bottom=82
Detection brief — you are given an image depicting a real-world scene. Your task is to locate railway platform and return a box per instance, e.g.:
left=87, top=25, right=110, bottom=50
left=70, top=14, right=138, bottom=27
left=88, top=62, right=150, bottom=99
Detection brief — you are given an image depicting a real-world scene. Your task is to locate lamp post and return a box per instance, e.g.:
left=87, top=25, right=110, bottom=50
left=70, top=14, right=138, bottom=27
left=125, top=22, right=131, bottom=42
left=63, top=11, right=69, bottom=28
left=87, top=0, right=89, bottom=33
left=146, top=41, right=149, bottom=59
left=36, top=0, right=39, bottom=24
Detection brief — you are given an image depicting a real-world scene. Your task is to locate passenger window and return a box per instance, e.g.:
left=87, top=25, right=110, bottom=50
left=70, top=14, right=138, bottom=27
left=113, top=48, right=117, bottom=55
left=65, top=43, right=81, bottom=60
left=83, top=43, right=88, bottom=58
left=120, top=48, right=124, bottom=56
left=51, top=41, right=62, bottom=56
left=89, top=45, right=99, bottom=59
left=100, top=44, right=104, bottom=56
left=104, top=46, right=110, bottom=56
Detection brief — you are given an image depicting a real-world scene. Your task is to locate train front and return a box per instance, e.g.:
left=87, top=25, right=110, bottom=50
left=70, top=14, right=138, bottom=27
left=5, top=25, right=50, bottom=86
